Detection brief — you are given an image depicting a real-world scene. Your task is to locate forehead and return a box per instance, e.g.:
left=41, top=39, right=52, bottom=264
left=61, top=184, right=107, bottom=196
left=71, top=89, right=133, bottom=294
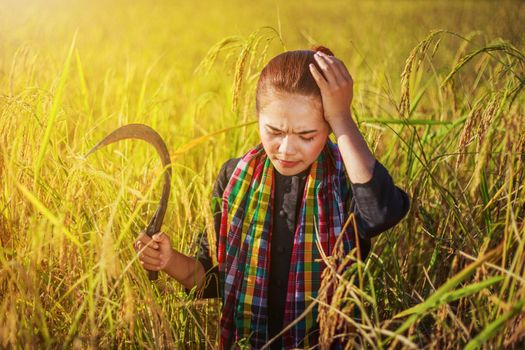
left=258, top=92, right=324, bottom=128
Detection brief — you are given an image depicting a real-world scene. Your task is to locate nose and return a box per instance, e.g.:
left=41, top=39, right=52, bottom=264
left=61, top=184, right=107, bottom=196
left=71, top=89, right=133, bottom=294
left=278, top=135, right=296, bottom=155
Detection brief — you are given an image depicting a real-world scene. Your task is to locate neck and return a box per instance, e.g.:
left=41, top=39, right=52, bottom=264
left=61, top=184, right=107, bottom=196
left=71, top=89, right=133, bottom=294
left=274, top=165, right=311, bottom=178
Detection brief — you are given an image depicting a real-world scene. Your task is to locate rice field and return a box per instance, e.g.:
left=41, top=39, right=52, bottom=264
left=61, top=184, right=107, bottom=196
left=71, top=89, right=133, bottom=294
left=1, top=0, right=524, bottom=348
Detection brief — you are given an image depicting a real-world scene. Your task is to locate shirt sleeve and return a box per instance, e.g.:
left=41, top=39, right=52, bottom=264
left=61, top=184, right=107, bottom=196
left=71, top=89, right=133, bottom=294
left=184, top=159, right=233, bottom=299
left=348, top=159, right=410, bottom=240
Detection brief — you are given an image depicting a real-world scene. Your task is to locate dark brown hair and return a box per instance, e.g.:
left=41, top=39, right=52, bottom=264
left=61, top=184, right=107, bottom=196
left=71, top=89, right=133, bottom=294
left=255, top=45, right=334, bottom=115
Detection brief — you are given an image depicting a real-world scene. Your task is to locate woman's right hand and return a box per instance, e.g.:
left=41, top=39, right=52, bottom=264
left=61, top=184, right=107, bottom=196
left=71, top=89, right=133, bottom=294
left=133, top=231, right=174, bottom=271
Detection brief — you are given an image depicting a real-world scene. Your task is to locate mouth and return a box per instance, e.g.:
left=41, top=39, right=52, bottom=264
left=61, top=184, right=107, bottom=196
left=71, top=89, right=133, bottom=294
left=277, top=159, right=300, bottom=168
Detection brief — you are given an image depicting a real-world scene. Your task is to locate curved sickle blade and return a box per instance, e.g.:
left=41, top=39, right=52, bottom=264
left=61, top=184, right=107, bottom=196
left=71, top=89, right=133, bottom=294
left=85, top=123, right=172, bottom=280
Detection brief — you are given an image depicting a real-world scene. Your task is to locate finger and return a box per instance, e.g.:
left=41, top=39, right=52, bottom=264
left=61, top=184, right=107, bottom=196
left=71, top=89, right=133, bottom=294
left=314, top=52, right=340, bottom=85
left=334, top=60, right=353, bottom=89
left=138, top=253, right=160, bottom=266
left=316, top=52, right=342, bottom=78
left=152, top=232, right=167, bottom=242
left=134, top=241, right=158, bottom=255
left=318, top=52, right=353, bottom=87
left=138, top=245, right=161, bottom=259
left=335, top=58, right=353, bottom=82
left=134, top=239, right=146, bottom=252
left=327, top=57, right=352, bottom=85
left=136, top=233, right=159, bottom=249
left=313, top=52, right=337, bottom=84
left=309, top=63, right=328, bottom=89
left=140, top=261, right=161, bottom=271
left=137, top=230, right=149, bottom=241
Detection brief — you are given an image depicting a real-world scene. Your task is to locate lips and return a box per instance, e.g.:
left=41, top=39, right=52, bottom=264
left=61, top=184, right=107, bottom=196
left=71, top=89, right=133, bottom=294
left=277, top=159, right=300, bottom=167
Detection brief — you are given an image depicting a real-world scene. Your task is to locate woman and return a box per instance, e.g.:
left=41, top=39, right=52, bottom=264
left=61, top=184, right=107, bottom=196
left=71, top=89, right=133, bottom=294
left=134, top=46, right=410, bottom=349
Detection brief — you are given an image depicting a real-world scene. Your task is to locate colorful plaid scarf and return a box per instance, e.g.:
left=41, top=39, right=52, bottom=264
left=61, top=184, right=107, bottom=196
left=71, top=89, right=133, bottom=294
left=217, top=140, right=354, bottom=349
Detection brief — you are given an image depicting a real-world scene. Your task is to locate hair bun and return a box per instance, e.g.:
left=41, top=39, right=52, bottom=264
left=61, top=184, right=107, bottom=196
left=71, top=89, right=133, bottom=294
left=310, top=45, right=334, bottom=56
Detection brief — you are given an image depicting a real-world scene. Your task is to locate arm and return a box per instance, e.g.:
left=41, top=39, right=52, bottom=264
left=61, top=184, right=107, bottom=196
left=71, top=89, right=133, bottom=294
left=134, top=231, right=207, bottom=290
left=134, top=159, right=236, bottom=295
left=349, top=160, right=410, bottom=239
left=182, top=158, right=240, bottom=297
left=309, top=50, right=375, bottom=184
left=164, top=245, right=207, bottom=290
left=310, top=50, right=410, bottom=238
left=329, top=117, right=375, bottom=184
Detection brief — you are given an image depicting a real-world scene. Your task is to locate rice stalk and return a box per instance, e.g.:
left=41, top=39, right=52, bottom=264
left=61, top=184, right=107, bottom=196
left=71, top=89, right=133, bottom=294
left=33, top=32, right=77, bottom=189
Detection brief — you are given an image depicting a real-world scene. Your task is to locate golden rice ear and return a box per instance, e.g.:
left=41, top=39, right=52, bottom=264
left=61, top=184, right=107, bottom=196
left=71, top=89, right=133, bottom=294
left=310, top=45, right=335, bottom=56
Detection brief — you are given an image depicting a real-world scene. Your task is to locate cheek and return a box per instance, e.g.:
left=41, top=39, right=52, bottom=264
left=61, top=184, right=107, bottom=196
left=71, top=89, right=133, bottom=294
left=303, top=137, right=327, bottom=159
left=259, top=131, right=277, bottom=151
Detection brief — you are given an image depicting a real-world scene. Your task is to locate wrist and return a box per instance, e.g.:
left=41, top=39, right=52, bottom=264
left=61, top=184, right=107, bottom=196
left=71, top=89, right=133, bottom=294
left=162, top=248, right=205, bottom=290
left=328, top=113, right=355, bottom=137
left=162, top=248, right=178, bottom=277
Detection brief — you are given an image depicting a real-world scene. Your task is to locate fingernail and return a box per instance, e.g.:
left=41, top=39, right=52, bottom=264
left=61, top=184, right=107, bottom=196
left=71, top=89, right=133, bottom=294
left=154, top=244, right=159, bottom=249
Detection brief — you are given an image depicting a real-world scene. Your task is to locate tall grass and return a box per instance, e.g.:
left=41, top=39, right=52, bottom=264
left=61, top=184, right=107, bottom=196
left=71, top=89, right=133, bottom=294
left=1, top=0, right=524, bottom=349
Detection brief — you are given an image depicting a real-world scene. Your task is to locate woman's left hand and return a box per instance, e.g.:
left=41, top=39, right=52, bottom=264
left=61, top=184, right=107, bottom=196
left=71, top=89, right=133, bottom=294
left=309, top=51, right=354, bottom=125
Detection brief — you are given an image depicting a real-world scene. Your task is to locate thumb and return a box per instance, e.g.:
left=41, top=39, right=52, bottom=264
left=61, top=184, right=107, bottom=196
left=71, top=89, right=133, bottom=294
left=152, top=232, right=166, bottom=243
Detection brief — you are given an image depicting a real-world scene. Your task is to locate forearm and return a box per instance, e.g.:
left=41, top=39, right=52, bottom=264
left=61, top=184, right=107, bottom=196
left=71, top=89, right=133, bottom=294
left=163, top=249, right=207, bottom=291
left=329, top=112, right=376, bottom=184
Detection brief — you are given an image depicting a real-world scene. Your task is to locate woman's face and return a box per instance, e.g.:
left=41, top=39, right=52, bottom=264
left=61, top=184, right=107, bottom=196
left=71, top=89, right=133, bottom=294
left=258, top=92, right=331, bottom=176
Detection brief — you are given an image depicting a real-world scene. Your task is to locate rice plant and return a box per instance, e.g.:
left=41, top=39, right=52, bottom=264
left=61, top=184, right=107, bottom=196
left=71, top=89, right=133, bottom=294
left=1, top=0, right=524, bottom=348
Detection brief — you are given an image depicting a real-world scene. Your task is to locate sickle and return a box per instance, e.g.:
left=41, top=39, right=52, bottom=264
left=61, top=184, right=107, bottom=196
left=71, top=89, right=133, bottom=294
left=84, top=123, right=172, bottom=280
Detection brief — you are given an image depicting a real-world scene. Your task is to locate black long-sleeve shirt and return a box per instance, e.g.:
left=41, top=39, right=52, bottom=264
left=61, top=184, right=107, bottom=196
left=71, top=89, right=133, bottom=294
left=187, top=157, right=410, bottom=348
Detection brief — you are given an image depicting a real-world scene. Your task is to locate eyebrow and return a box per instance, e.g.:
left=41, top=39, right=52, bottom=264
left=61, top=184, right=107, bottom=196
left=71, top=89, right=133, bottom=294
left=266, top=124, right=318, bottom=135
